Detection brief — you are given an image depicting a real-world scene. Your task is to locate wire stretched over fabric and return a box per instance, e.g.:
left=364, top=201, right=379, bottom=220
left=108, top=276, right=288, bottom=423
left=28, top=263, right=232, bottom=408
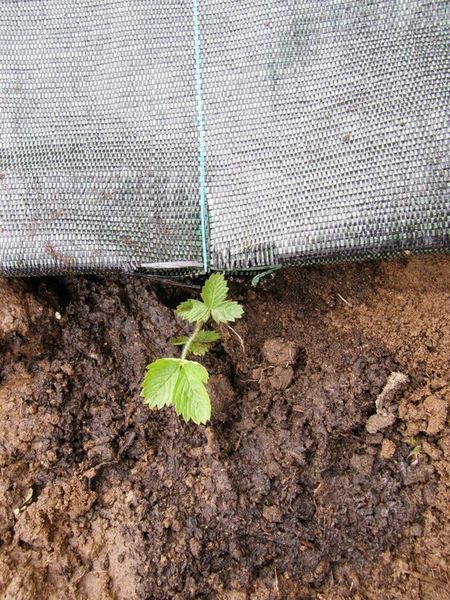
left=192, top=0, right=209, bottom=273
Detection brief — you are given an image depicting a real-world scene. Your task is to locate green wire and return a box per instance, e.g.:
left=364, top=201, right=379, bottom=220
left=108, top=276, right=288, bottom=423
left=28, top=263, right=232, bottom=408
left=193, top=0, right=209, bottom=273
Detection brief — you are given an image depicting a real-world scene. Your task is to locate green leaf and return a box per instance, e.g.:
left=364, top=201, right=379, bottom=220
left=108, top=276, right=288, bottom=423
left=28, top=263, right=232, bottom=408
left=176, top=274, right=242, bottom=327
left=193, top=330, right=221, bottom=343
left=141, top=358, right=211, bottom=424
left=201, top=272, right=228, bottom=309
left=187, top=342, right=209, bottom=356
left=141, top=272, right=242, bottom=426
left=173, top=361, right=211, bottom=424
left=251, top=265, right=281, bottom=287
left=176, top=299, right=210, bottom=323
left=211, top=300, right=244, bottom=323
left=171, top=330, right=220, bottom=346
left=141, top=358, right=182, bottom=409
left=171, top=329, right=220, bottom=356
left=171, top=336, right=190, bottom=346
left=199, top=273, right=244, bottom=324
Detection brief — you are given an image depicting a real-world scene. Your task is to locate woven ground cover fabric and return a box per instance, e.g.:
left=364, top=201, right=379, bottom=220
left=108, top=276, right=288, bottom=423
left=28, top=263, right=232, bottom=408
left=0, top=1, right=449, bottom=275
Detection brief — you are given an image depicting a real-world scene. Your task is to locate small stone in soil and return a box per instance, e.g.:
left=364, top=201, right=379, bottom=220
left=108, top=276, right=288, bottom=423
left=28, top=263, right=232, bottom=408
left=60, top=363, right=74, bottom=376
left=407, top=523, right=423, bottom=537
left=380, top=439, right=396, bottom=459
left=262, top=505, right=283, bottom=522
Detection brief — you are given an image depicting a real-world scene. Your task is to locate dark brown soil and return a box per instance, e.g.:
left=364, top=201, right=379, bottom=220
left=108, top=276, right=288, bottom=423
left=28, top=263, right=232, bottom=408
left=0, top=256, right=449, bottom=599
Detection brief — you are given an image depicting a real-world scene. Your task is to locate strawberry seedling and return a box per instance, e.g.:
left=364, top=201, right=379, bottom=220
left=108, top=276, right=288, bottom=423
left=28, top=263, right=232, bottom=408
left=141, top=273, right=243, bottom=424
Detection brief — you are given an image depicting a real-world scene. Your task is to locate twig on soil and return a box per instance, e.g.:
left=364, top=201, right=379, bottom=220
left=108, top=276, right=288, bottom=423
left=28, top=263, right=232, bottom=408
left=337, top=293, right=353, bottom=307
left=313, top=482, right=324, bottom=495
left=82, top=461, right=118, bottom=480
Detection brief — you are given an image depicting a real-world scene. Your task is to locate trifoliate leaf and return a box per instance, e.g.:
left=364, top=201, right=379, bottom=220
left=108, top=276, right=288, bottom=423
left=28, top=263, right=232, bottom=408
left=199, top=273, right=244, bottom=323
left=211, top=300, right=244, bottom=323
left=173, top=361, right=211, bottom=424
left=201, top=272, right=229, bottom=309
left=176, top=299, right=210, bottom=323
left=141, top=358, right=182, bottom=409
left=141, top=358, right=211, bottom=424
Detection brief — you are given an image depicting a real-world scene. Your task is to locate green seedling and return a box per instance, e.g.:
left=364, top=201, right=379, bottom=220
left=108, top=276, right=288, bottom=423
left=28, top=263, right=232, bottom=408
left=141, top=273, right=243, bottom=424
left=250, top=265, right=281, bottom=287
left=406, top=437, right=422, bottom=463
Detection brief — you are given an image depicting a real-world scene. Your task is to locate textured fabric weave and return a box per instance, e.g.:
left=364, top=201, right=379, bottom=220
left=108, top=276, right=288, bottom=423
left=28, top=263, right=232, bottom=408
left=0, top=1, right=449, bottom=275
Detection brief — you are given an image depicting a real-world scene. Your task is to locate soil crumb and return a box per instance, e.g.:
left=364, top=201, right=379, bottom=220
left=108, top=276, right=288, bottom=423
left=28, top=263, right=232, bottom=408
left=0, top=256, right=449, bottom=599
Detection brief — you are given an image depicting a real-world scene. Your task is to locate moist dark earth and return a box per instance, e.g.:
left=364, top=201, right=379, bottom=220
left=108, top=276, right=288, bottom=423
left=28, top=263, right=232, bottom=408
left=0, top=256, right=449, bottom=599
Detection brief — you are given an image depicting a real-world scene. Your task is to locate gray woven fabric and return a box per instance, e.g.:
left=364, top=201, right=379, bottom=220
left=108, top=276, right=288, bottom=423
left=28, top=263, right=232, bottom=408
left=0, top=1, right=449, bottom=275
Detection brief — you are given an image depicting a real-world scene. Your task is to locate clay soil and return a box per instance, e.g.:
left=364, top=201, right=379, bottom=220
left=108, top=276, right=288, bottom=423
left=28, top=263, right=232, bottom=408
left=0, top=256, right=449, bottom=600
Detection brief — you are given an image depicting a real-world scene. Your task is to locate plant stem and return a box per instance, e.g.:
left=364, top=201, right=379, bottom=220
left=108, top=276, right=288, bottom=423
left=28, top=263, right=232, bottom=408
left=181, top=321, right=203, bottom=360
